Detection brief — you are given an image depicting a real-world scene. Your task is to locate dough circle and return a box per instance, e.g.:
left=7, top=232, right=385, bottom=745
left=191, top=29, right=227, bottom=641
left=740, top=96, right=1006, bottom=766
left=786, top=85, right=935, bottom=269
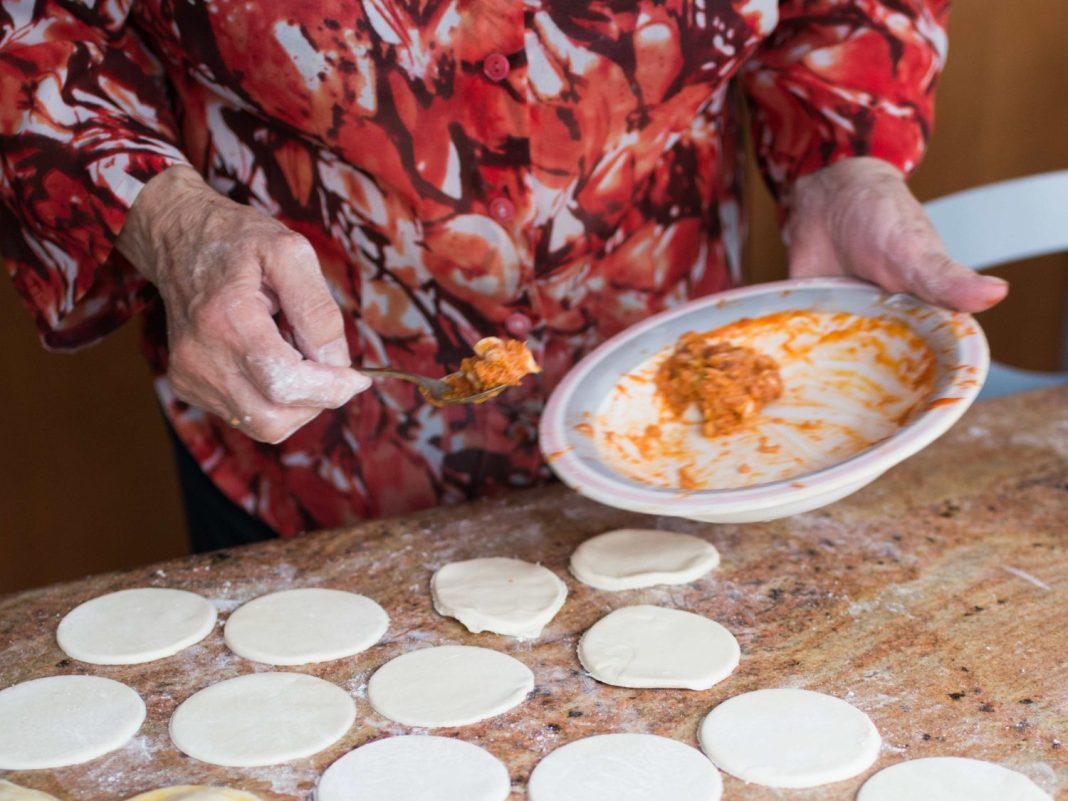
left=224, top=588, right=388, bottom=665
left=569, top=529, right=720, bottom=590
left=527, top=733, right=723, bottom=801
left=57, top=587, right=217, bottom=665
left=0, top=780, right=62, bottom=801
left=125, top=788, right=263, bottom=801
left=317, top=735, right=510, bottom=801
left=578, top=605, right=739, bottom=690
left=0, top=675, right=145, bottom=770
left=367, top=645, right=534, bottom=728
left=857, top=757, right=1054, bottom=801
left=431, top=557, right=567, bottom=639
left=169, top=672, right=355, bottom=767
left=699, top=688, right=880, bottom=788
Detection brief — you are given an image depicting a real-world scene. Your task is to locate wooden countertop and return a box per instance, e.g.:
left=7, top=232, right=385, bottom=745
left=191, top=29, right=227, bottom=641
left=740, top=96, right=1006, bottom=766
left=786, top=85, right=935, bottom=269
left=1, top=387, right=1066, bottom=800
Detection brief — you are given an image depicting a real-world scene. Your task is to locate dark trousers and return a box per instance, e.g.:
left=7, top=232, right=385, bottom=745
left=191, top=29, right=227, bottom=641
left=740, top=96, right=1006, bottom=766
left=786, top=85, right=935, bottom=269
left=166, top=425, right=278, bottom=552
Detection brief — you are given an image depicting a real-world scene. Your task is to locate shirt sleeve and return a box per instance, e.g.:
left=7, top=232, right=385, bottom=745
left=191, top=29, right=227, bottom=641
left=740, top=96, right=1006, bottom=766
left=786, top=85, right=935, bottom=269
left=741, top=0, right=950, bottom=202
left=0, top=0, right=191, bottom=350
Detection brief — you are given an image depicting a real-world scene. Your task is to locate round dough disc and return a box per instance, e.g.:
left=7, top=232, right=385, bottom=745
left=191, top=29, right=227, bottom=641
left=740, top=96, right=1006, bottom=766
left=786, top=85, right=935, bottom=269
left=224, top=588, right=388, bottom=665
left=0, top=675, right=145, bottom=770
left=569, top=529, right=719, bottom=590
left=857, top=757, right=1054, bottom=801
left=367, top=645, right=534, bottom=728
left=527, top=733, right=723, bottom=801
left=699, top=688, right=880, bottom=788
left=0, top=780, right=62, bottom=801
left=125, top=788, right=263, bottom=801
left=317, top=735, right=510, bottom=801
left=431, top=557, right=567, bottom=639
left=578, top=605, right=739, bottom=690
left=169, top=672, right=355, bottom=767
left=57, top=588, right=217, bottom=665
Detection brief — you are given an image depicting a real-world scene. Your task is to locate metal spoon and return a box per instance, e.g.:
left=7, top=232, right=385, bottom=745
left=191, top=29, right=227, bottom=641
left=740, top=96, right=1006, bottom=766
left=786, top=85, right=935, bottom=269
left=359, top=367, right=508, bottom=406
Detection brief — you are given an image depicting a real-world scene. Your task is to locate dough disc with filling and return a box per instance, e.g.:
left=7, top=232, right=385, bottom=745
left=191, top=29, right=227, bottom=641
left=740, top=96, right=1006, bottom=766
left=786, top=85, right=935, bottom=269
left=527, top=733, right=723, bottom=801
left=57, top=587, right=217, bottom=665
left=367, top=645, right=533, bottom=728
left=0, top=780, right=62, bottom=801
left=431, top=557, right=567, bottom=639
left=857, top=757, right=1053, bottom=801
left=124, top=788, right=263, bottom=801
left=578, top=605, right=739, bottom=690
left=169, top=672, right=355, bottom=767
left=570, top=529, right=719, bottom=590
left=224, top=588, right=388, bottom=665
left=0, top=675, right=145, bottom=770
left=699, top=688, right=880, bottom=788
left=317, top=735, right=510, bottom=801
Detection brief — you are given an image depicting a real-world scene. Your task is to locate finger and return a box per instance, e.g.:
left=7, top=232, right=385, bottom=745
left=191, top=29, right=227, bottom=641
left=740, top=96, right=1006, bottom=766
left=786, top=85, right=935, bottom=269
left=263, top=234, right=351, bottom=366
left=245, top=353, right=371, bottom=409
left=224, top=380, right=323, bottom=444
left=167, top=362, right=231, bottom=422
left=167, top=331, right=238, bottom=419
left=899, top=252, right=1009, bottom=314
left=168, top=338, right=326, bottom=440
left=230, top=296, right=371, bottom=408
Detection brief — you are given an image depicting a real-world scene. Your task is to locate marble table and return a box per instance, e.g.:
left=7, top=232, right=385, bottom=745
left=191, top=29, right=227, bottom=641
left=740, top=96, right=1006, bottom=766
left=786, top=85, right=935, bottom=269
left=1, top=387, right=1065, bottom=800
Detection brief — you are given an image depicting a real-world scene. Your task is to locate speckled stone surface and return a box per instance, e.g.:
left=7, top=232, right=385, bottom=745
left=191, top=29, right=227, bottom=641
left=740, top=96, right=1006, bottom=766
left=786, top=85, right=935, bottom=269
left=1, top=388, right=1065, bottom=800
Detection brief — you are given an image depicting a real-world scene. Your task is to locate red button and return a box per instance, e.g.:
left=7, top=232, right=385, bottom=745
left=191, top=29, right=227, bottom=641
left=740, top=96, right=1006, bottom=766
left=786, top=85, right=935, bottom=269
left=483, top=52, right=510, bottom=82
left=505, top=312, right=533, bottom=338
left=489, top=197, right=515, bottom=222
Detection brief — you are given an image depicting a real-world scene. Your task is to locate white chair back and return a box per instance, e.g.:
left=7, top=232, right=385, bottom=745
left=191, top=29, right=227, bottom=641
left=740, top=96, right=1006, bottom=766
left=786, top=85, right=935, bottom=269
left=924, top=171, right=1068, bottom=398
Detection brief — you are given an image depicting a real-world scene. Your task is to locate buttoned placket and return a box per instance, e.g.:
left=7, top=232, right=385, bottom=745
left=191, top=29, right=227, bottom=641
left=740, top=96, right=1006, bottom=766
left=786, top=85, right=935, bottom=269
left=476, top=6, right=545, bottom=368
left=466, top=3, right=548, bottom=465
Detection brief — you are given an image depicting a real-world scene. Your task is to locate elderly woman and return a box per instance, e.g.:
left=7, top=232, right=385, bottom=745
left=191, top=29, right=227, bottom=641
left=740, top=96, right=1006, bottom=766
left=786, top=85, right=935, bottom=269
left=0, top=1, right=1006, bottom=549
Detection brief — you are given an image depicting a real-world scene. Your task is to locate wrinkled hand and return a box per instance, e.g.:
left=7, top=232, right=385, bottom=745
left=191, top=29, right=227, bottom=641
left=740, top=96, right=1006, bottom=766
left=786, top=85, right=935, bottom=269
left=117, top=165, right=369, bottom=443
left=786, top=157, right=1008, bottom=313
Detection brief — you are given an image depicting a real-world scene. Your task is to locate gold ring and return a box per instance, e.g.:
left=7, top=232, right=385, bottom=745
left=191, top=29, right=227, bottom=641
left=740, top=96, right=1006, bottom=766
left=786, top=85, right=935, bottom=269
left=229, top=416, right=242, bottom=427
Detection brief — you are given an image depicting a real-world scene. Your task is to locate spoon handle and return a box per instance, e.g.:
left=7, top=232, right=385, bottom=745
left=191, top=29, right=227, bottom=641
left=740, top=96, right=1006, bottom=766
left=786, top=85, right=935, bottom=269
left=360, top=367, right=419, bottom=382
left=359, top=367, right=450, bottom=394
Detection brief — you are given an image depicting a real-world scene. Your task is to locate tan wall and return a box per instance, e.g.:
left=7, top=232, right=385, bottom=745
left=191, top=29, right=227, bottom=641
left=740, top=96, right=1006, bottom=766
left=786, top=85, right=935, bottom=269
left=0, top=310, right=188, bottom=594
left=2, top=0, right=1066, bottom=593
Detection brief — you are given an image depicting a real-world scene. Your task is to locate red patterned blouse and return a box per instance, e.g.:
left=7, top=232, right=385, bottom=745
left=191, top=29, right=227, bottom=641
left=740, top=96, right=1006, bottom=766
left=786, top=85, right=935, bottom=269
left=1, top=1, right=948, bottom=535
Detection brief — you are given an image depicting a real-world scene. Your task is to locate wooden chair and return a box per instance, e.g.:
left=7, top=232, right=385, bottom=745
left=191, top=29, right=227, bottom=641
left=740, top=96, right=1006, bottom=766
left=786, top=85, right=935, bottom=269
left=924, top=170, right=1068, bottom=398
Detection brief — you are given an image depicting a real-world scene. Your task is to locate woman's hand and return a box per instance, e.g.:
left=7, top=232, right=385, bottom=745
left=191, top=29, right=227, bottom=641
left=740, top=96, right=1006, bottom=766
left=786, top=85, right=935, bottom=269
left=785, top=157, right=1008, bottom=313
left=117, top=165, right=369, bottom=443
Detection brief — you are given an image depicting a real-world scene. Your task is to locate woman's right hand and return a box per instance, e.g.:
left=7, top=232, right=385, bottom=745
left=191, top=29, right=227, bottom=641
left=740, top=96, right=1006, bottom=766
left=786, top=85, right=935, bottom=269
left=116, top=165, right=370, bottom=444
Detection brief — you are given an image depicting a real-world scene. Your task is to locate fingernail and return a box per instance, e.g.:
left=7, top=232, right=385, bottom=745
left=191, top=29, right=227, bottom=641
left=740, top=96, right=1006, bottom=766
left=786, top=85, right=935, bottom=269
left=317, top=339, right=351, bottom=367
left=350, top=370, right=372, bottom=394
left=980, top=275, right=1008, bottom=287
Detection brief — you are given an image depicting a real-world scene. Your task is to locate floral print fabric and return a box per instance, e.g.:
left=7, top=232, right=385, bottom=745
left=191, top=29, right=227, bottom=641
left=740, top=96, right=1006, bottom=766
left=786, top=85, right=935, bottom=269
left=0, top=0, right=948, bottom=535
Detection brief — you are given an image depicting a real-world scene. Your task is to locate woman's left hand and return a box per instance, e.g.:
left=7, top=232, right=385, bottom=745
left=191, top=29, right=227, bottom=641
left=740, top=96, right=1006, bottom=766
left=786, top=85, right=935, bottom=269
left=785, top=157, right=1009, bottom=313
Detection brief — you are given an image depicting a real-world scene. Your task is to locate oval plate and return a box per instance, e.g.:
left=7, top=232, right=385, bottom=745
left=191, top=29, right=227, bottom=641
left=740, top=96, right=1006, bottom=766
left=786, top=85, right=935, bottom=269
left=538, top=277, right=989, bottom=523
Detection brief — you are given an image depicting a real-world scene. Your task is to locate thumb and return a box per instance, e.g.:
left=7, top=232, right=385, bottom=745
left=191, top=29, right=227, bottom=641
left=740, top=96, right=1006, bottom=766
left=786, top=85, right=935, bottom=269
left=902, top=251, right=1009, bottom=314
left=266, top=234, right=352, bottom=366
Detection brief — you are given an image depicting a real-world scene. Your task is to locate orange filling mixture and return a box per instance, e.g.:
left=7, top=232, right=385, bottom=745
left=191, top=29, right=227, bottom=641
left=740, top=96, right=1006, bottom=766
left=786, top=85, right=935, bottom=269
left=655, top=334, right=784, bottom=437
left=428, top=337, right=541, bottom=406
